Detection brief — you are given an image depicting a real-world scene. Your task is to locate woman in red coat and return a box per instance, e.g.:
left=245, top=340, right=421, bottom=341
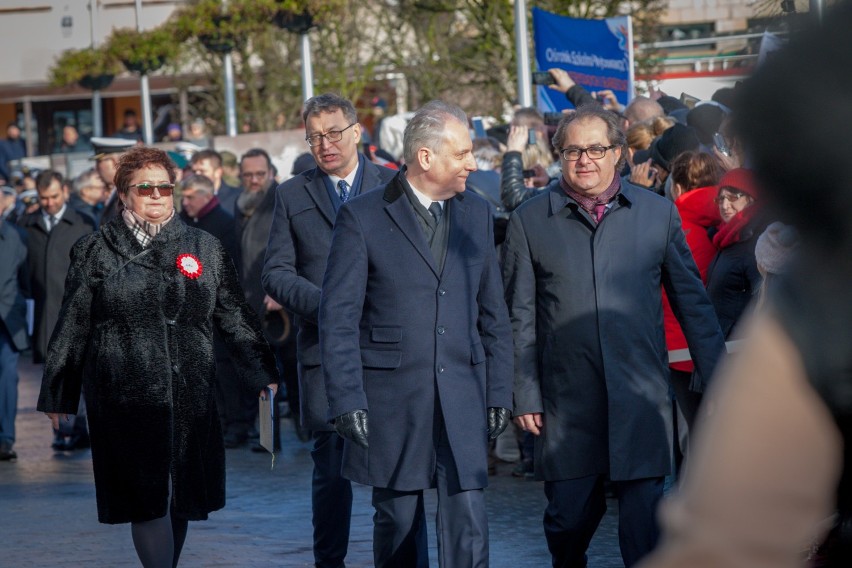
left=664, top=151, right=723, bottom=437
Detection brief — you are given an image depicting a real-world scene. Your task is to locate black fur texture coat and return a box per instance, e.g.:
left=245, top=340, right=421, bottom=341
left=37, top=216, right=278, bottom=524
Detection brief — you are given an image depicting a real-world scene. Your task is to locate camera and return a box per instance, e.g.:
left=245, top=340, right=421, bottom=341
left=532, top=71, right=555, bottom=86
left=527, top=129, right=537, bottom=146
left=522, top=169, right=536, bottom=179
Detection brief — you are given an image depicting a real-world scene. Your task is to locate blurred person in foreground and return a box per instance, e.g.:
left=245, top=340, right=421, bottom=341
left=37, top=146, right=278, bottom=568
left=639, top=4, right=852, bottom=566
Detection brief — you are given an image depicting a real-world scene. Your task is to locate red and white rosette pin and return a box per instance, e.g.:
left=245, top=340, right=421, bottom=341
left=176, top=253, right=203, bottom=279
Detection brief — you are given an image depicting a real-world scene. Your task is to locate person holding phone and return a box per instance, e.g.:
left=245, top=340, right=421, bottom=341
left=37, top=146, right=279, bottom=568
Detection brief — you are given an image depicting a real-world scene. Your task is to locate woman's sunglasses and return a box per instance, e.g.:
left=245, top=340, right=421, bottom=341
left=129, top=183, right=175, bottom=197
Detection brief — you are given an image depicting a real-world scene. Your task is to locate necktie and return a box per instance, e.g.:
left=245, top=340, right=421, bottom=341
left=593, top=202, right=607, bottom=224
left=428, top=202, right=443, bottom=225
left=338, top=180, right=350, bottom=203
left=48, top=215, right=57, bottom=232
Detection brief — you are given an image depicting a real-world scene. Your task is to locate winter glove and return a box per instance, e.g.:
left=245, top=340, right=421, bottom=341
left=487, top=407, right=511, bottom=440
left=334, top=409, right=369, bottom=449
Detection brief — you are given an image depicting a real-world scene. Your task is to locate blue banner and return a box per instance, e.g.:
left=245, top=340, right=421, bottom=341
left=533, top=8, right=633, bottom=111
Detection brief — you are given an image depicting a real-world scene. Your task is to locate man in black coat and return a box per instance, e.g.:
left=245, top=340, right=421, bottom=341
left=502, top=105, right=726, bottom=568
left=262, top=93, right=397, bottom=568
left=320, top=101, right=513, bottom=568
left=0, top=217, right=28, bottom=460
left=18, top=169, right=96, bottom=450
left=189, top=149, right=243, bottom=216
left=226, top=148, right=279, bottom=448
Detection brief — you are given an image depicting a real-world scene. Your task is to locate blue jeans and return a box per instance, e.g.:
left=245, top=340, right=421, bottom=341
left=0, top=325, right=20, bottom=445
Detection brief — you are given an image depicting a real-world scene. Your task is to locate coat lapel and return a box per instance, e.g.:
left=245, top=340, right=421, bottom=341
left=382, top=177, right=439, bottom=278
left=303, top=170, right=336, bottom=226
left=439, top=195, right=468, bottom=281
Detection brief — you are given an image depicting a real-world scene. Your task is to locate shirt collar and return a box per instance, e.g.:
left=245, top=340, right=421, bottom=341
left=42, top=203, right=67, bottom=222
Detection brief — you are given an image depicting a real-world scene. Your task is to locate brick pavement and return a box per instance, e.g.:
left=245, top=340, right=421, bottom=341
left=0, top=356, right=625, bottom=567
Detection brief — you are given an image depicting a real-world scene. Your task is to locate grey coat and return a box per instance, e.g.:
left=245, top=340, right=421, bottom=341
left=37, top=217, right=277, bottom=524
left=502, top=182, right=725, bottom=482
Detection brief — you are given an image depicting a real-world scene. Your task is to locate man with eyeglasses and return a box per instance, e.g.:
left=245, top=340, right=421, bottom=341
left=501, top=105, right=725, bottom=568
left=262, top=93, right=397, bottom=568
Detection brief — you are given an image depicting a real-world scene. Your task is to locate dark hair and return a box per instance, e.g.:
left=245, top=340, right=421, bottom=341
left=302, top=93, right=357, bottom=125
left=36, top=170, right=63, bottom=192
left=239, top=148, right=272, bottom=170
left=190, top=149, right=223, bottom=169
left=123, top=109, right=137, bottom=117
left=114, top=147, right=178, bottom=196
left=670, top=151, right=722, bottom=192
left=552, top=105, right=627, bottom=173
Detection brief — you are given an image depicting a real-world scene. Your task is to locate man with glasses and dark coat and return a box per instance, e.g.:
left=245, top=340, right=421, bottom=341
left=262, top=93, right=398, bottom=568
left=501, top=105, right=726, bottom=568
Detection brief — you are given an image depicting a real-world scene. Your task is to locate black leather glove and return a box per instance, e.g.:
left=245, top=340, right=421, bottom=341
left=334, top=409, right=369, bottom=449
left=487, top=407, right=511, bottom=440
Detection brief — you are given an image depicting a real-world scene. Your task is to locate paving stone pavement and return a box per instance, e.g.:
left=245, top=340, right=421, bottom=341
left=0, top=356, right=625, bottom=567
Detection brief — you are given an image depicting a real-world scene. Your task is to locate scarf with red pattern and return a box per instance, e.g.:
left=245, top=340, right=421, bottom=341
left=560, top=173, right=621, bottom=217
left=712, top=205, right=759, bottom=250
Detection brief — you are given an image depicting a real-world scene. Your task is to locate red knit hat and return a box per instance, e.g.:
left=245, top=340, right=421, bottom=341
left=718, top=168, right=759, bottom=199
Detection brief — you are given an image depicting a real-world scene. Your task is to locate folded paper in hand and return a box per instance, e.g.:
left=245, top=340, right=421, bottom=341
left=258, top=388, right=275, bottom=466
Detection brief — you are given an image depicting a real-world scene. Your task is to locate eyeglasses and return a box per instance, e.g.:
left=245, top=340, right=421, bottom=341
left=714, top=191, right=750, bottom=204
left=129, top=182, right=175, bottom=196
left=305, top=123, right=356, bottom=147
left=560, top=145, right=617, bottom=161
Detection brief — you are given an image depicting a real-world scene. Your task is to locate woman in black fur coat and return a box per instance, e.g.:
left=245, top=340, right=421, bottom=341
left=37, top=147, right=279, bottom=568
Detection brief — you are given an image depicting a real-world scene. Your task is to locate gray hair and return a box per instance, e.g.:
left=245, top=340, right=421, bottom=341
left=402, top=100, right=468, bottom=164
left=73, top=168, right=102, bottom=194
left=552, top=105, right=627, bottom=173
left=179, top=174, right=215, bottom=195
left=302, top=93, right=357, bottom=125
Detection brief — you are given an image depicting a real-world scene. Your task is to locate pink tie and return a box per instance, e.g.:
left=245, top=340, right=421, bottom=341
left=593, top=202, right=607, bottom=223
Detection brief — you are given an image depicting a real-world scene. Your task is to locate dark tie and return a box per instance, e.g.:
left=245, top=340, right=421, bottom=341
left=428, top=202, right=442, bottom=225
left=593, top=202, right=607, bottom=223
left=338, top=180, right=350, bottom=203
left=48, top=215, right=57, bottom=232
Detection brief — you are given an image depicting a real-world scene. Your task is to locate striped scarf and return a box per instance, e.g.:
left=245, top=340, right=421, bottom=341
left=122, top=208, right=175, bottom=248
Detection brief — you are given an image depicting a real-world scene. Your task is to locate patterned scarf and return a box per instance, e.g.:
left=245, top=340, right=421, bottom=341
left=122, top=208, right=175, bottom=248
left=559, top=173, right=621, bottom=217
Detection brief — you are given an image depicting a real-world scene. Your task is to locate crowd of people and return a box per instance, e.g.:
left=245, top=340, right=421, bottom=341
left=1, top=3, right=851, bottom=566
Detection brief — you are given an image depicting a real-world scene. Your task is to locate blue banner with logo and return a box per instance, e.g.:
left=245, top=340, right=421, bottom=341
left=533, top=8, right=633, bottom=111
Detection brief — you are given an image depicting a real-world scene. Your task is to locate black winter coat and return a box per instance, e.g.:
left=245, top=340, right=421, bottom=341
left=706, top=214, right=770, bottom=338
left=37, top=217, right=277, bottom=524
left=18, top=207, right=96, bottom=362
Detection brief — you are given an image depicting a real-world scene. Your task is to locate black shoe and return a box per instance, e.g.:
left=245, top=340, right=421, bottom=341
left=0, top=440, right=17, bottom=461
left=52, top=434, right=67, bottom=451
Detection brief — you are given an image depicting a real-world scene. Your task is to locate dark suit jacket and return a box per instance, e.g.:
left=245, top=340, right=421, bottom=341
left=0, top=220, right=29, bottom=351
left=262, top=158, right=395, bottom=430
left=216, top=182, right=242, bottom=217
left=18, top=207, right=96, bottom=361
left=501, top=181, right=725, bottom=482
left=319, top=172, right=513, bottom=492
